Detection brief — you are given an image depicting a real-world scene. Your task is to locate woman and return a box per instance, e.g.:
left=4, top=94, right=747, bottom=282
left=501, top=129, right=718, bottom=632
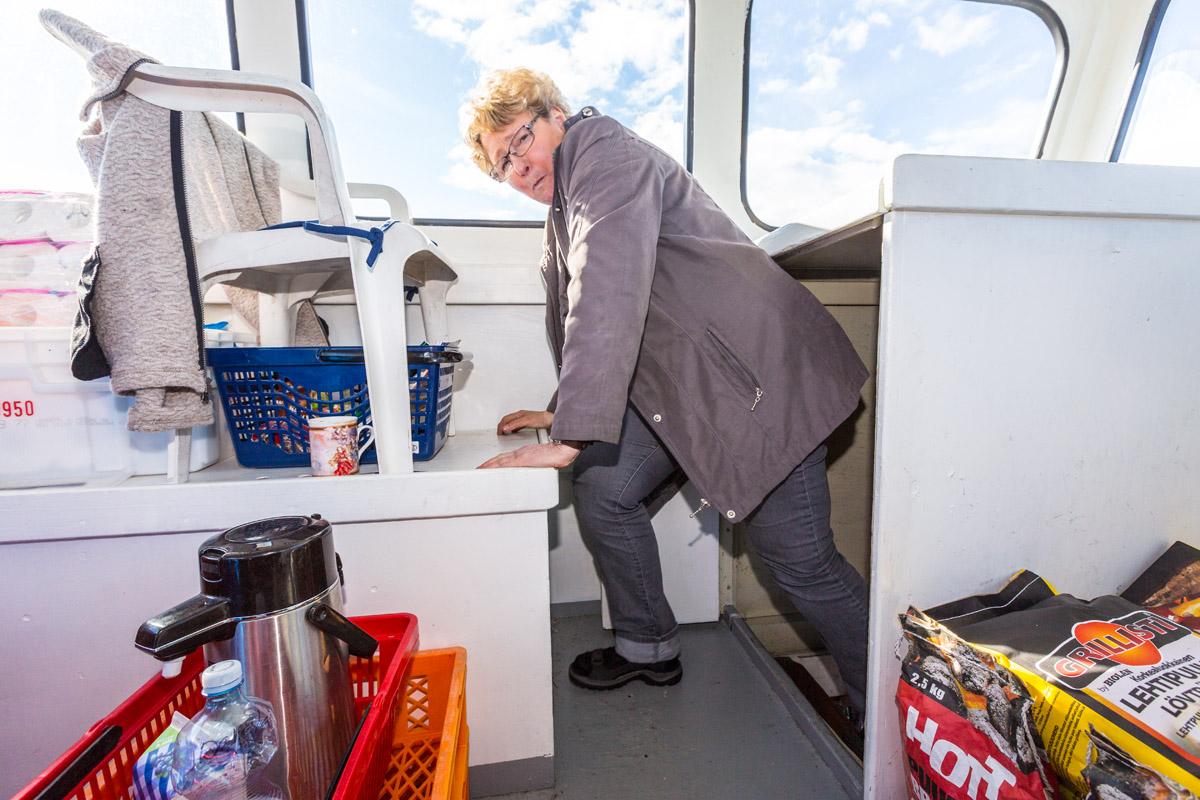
left=471, top=68, right=870, bottom=714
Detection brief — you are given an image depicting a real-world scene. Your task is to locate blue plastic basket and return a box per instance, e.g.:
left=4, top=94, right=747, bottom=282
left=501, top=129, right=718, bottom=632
left=206, top=345, right=459, bottom=468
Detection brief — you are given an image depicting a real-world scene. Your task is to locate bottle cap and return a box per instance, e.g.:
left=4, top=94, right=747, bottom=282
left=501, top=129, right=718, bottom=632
left=201, top=659, right=243, bottom=695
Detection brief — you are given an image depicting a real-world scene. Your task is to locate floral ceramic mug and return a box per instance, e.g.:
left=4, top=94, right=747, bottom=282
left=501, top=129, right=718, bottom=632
left=307, top=415, right=374, bottom=476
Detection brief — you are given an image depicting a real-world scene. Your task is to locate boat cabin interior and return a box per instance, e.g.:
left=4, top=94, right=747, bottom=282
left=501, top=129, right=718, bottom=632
left=2, top=1, right=1198, bottom=798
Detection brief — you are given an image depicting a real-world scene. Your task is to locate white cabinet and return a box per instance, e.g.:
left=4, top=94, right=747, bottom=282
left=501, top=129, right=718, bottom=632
left=770, top=154, right=1200, bottom=799
left=0, top=431, right=559, bottom=797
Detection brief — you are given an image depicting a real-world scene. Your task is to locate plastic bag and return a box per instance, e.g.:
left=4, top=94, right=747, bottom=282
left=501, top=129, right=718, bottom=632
left=942, top=585, right=1200, bottom=798
left=133, top=710, right=190, bottom=800
left=897, top=587, right=1059, bottom=799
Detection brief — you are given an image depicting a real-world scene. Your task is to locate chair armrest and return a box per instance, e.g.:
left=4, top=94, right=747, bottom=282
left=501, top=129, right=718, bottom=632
left=349, top=183, right=412, bottom=224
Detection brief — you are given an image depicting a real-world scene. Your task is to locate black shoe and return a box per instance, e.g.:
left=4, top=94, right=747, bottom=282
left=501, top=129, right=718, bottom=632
left=568, top=647, right=682, bottom=690
left=835, top=699, right=866, bottom=757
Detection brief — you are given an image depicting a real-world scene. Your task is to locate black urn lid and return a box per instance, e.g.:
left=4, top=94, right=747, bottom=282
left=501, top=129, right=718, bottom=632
left=198, top=515, right=338, bottom=617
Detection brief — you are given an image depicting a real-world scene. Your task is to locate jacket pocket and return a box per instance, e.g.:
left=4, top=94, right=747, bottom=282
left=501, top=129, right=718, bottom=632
left=70, top=245, right=111, bottom=381
left=705, top=327, right=763, bottom=411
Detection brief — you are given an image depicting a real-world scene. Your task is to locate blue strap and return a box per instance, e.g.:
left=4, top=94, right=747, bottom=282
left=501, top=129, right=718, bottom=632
left=302, top=219, right=399, bottom=268
left=263, top=219, right=399, bottom=269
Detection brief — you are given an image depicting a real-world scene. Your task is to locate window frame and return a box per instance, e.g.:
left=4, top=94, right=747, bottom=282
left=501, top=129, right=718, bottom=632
left=739, top=0, right=1070, bottom=232
left=1109, top=0, right=1173, bottom=163
left=293, top=0, right=696, bottom=228
left=225, top=0, right=243, bottom=133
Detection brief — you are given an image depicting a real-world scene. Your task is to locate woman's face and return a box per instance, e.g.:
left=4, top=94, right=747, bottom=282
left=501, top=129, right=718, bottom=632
left=481, top=107, right=566, bottom=206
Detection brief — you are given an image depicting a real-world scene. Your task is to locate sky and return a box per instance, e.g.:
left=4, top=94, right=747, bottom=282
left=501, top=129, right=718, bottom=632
left=1121, top=0, right=1200, bottom=168
left=305, top=0, right=689, bottom=220
left=1, top=1, right=1195, bottom=230
left=746, top=0, right=1057, bottom=227
left=1, top=1, right=233, bottom=195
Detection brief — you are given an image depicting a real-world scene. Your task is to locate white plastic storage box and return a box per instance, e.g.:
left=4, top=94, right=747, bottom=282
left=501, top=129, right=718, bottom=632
left=0, top=327, right=219, bottom=489
left=0, top=191, right=94, bottom=328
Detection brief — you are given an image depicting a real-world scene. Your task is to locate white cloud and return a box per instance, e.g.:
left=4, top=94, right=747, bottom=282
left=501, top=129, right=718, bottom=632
left=442, top=156, right=546, bottom=219
left=443, top=143, right=500, bottom=190
left=746, top=94, right=1046, bottom=227
left=631, top=95, right=687, bottom=163
left=853, top=0, right=931, bottom=12
left=414, top=0, right=684, bottom=107
left=831, top=19, right=871, bottom=52
left=1121, top=54, right=1200, bottom=168
left=760, top=78, right=794, bottom=95
left=570, top=1, right=685, bottom=96
left=961, top=51, right=1044, bottom=94
left=746, top=122, right=905, bottom=229
left=754, top=53, right=842, bottom=96
left=412, top=13, right=467, bottom=44
left=889, top=44, right=904, bottom=61
left=829, top=11, right=890, bottom=52
left=914, top=5, right=996, bottom=57
left=798, top=52, right=844, bottom=94
left=748, top=48, right=775, bottom=71
left=413, top=0, right=575, bottom=51
left=413, top=0, right=688, bottom=194
left=924, top=97, right=1043, bottom=158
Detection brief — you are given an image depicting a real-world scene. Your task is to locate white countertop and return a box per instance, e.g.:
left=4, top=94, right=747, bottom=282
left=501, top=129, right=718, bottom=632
left=0, top=429, right=559, bottom=544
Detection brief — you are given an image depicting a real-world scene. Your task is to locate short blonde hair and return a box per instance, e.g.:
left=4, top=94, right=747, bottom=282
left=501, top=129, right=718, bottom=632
left=464, top=68, right=571, bottom=174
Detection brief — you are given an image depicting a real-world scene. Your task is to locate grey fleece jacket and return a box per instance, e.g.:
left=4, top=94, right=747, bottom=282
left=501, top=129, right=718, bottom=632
left=41, top=10, right=282, bottom=432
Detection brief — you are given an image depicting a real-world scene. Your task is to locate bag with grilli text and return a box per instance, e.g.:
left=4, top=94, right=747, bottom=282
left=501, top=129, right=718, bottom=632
left=939, top=586, right=1200, bottom=799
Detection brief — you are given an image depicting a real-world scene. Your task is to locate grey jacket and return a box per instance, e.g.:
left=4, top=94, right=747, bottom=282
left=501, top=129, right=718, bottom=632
left=544, top=108, right=868, bottom=521
left=42, top=10, right=282, bottom=432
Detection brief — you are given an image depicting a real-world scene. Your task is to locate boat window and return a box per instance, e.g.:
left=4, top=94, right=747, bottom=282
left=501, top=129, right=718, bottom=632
left=744, top=0, right=1059, bottom=230
left=1116, top=0, right=1199, bottom=167
left=304, top=0, right=690, bottom=224
left=2, top=1, right=232, bottom=193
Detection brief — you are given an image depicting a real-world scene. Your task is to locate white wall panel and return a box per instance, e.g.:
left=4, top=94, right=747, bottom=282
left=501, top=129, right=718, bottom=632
left=864, top=158, right=1200, bottom=798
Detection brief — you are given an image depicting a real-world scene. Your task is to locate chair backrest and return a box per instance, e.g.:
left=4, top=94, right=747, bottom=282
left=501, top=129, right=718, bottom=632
left=124, top=62, right=356, bottom=227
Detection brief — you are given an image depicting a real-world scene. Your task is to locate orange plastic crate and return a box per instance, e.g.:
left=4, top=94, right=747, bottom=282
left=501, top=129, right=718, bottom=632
left=376, top=648, right=469, bottom=800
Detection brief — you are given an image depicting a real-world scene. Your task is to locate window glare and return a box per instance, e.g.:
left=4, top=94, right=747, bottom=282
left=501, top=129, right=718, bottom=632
left=306, top=0, right=689, bottom=222
left=746, top=0, right=1057, bottom=230
left=0, top=1, right=231, bottom=194
left=1120, top=0, right=1200, bottom=167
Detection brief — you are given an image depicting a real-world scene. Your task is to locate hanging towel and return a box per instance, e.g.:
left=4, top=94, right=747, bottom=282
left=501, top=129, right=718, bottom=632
left=40, top=9, right=285, bottom=431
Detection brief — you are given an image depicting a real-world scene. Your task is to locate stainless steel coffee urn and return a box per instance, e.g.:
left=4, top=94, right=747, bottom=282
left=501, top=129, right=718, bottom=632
left=135, top=515, right=376, bottom=799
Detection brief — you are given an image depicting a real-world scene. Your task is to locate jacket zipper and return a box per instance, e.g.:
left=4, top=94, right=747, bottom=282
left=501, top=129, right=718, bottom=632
left=170, top=110, right=210, bottom=404
left=87, top=58, right=154, bottom=109
left=706, top=328, right=763, bottom=411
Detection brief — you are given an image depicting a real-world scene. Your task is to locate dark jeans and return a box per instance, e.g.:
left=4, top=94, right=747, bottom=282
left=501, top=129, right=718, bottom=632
left=572, top=406, right=869, bottom=711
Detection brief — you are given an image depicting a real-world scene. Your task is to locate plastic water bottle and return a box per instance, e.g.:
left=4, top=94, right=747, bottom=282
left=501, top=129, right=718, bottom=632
left=171, top=660, right=289, bottom=800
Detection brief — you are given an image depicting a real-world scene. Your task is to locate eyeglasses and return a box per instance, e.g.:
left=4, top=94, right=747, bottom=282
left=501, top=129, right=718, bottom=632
left=489, top=112, right=543, bottom=183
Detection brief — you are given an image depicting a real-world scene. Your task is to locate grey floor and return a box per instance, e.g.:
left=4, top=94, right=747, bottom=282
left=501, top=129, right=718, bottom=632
left=488, top=610, right=853, bottom=800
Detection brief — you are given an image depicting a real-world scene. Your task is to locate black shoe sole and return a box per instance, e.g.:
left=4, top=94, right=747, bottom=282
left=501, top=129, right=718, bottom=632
left=568, top=665, right=683, bottom=691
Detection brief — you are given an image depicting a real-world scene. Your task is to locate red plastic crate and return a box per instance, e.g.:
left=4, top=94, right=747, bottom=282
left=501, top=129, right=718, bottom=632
left=15, top=612, right=418, bottom=800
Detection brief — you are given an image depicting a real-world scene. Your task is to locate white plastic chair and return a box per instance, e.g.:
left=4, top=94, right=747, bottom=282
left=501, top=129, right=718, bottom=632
left=121, top=62, right=458, bottom=480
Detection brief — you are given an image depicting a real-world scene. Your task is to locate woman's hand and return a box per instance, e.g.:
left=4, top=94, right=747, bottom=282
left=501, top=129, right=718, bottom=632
left=478, top=441, right=582, bottom=469
left=496, top=409, right=554, bottom=435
